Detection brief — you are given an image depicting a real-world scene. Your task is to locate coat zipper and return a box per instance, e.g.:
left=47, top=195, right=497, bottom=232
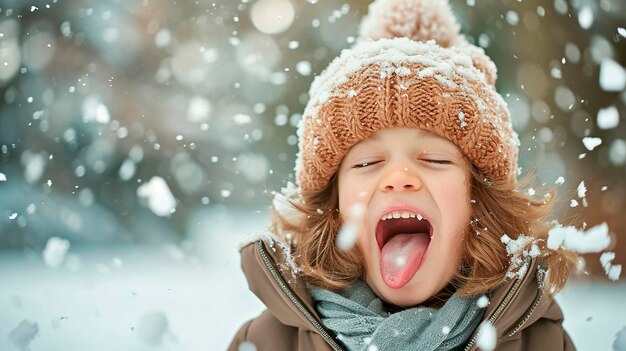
left=257, top=241, right=346, bottom=351
left=462, top=259, right=532, bottom=351
left=506, top=267, right=546, bottom=338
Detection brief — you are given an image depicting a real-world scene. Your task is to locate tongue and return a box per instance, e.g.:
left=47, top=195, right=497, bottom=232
left=380, top=233, right=429, bottom=289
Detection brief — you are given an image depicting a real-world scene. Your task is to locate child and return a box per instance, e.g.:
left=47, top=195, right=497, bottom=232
left=229, top=0, right=577, bottom=350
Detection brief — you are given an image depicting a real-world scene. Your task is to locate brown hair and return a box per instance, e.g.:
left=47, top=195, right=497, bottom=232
left=271, top=168, right=577, bottom=297
left=457, top=167, right=577, bottom=296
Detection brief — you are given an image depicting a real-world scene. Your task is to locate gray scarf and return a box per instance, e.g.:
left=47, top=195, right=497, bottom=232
left=309, top=280, right=485, bottom=351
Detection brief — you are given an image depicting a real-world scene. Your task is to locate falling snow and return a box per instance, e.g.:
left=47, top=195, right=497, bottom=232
left=296, top=61, right=312, bottom=76
left=233, top=113, right=252, bottom=125
left=82, top=96, right=111, bottom=124
left=600, top=252, right=622, bottom=281
left=577, top=181, right=587, bottom=198
left=577, top=7, right=593, bottom=29
left=42, top=237, right=71, bottom=268
left=547, top=223, right=610, bottom=254
left=599, top=59, right=626, bottom=92
left=154, top=29, right=172, bottom=48
left=136, top=177, right=177, bottom=217
left=477, top=295, right=489, bottom=308
left=187, top=96, right=212, bottom=122
left=336, top=222, right=358, bottom=250
left=349, top=203, right=365, bottom=218
left=476, top=321, right=496, bottom=351
left=597, top=106, right=620, bottom=130
left=582, top=137, right=602, bottom=151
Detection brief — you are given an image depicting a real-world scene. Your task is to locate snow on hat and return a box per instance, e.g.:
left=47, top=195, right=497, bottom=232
left=294, top=0, right=519, bottom=194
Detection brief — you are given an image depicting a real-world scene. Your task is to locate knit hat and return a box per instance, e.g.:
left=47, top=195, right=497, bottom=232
left=295, top=0, right=520, bottom=194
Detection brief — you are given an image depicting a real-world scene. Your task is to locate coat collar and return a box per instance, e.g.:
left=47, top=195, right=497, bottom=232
left=239, top=238, right=324, bottom=331
left=463, top=257, right=552, bottom=349
left=241, top=237, right=558, bottom=348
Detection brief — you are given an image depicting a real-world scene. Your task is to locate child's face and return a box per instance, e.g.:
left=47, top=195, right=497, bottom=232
left=337, top=127, right=472, bottom=307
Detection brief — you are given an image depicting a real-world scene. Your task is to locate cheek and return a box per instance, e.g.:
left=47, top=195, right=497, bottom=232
left=339, top=190, right=370, bottom=241
left=433, top=177, right=472, bottom=245
left=338, top=179, right=373, bottom=253
left=338, top=179, right=371, bottom=219
left=437, top=183, right=470, bottom=214
left=338, top=187, right=359, bottom=222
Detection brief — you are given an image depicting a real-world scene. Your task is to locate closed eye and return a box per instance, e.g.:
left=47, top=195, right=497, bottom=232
left=352, top=161, right=382, bottom=168
left=423, top=159, right=452, bottom=165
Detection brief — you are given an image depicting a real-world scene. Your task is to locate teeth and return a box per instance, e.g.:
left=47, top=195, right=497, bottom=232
left=381, top=211, right=425, bottom=221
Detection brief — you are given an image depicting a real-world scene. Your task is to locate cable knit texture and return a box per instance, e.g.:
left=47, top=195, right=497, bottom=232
left=295, top=0, right=519, bottom=194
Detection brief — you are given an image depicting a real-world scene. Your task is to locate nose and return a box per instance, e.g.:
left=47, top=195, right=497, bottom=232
left=379, top=165, right=422, bottom=193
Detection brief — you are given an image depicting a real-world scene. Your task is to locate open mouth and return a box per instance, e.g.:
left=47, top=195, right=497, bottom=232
left=375, top=213, right=433, bottom=289
left=376, top=215, right=432, bottom=251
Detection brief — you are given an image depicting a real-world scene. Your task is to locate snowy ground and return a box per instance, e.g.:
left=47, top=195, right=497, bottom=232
left=0, top=208, right=624, bottom=350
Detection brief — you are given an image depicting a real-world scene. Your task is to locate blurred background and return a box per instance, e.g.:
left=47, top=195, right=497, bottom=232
left=0, top=0, right=625, bottom=350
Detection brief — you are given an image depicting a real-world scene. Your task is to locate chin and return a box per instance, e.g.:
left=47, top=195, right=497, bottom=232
left=368, top=275, right=437, bottom=308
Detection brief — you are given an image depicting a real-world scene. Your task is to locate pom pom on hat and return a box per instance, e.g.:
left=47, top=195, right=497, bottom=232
left=358, top=0, right=497, bottom=86
left=358, top=0, right=461, bottom=48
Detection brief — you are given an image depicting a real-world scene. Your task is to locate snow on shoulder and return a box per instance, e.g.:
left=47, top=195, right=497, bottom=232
left=501, top=234, right=539, bottom=279
left=254, top=231, right=303, bottom=281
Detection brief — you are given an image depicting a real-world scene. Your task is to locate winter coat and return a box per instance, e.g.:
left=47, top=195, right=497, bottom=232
left=228, top=239, right=576, bottom=351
